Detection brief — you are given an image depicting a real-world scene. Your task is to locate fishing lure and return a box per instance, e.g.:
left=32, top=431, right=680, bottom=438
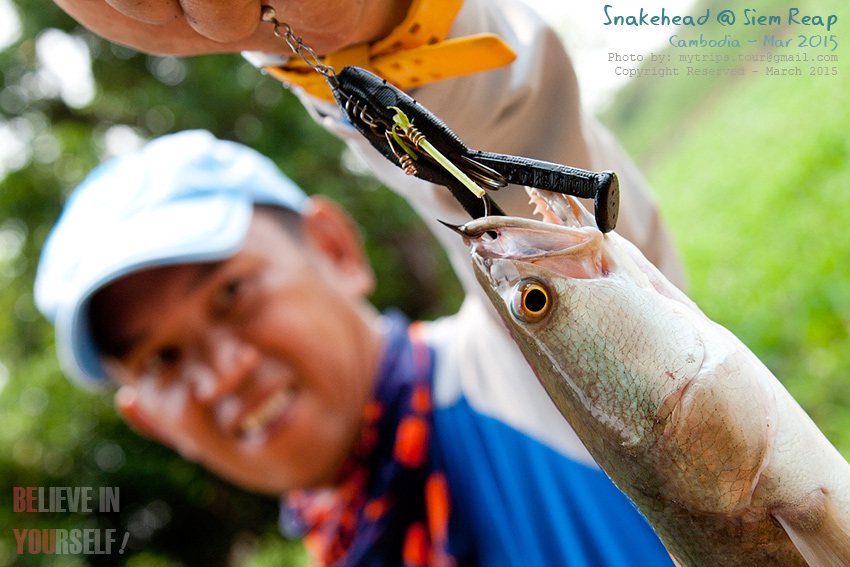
left=260, top=6, right=619, bottom=232
left=389, top=106, right=485, bottom=199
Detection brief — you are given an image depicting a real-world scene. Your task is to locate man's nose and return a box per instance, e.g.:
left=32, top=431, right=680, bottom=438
left=190, top=328, right=260, bottom=402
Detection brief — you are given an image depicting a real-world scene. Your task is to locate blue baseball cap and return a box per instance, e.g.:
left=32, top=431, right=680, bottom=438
left=34, top=130, right=309, bottom=387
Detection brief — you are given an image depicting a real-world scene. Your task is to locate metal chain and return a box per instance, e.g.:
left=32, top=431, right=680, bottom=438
left=259, top=5, right=337, bottom=81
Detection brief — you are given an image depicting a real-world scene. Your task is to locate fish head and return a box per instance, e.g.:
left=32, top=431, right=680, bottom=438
left=459, top=189, right=651, bottom=335
left=457, top=190, right=706, bottom=455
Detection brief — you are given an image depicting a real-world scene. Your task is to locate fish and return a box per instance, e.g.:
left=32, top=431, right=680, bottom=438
left=455, top=189, right=850, bottom=567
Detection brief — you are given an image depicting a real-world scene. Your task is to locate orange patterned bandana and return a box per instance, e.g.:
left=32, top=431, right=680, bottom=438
left=280, top=312, right=457, bottom=567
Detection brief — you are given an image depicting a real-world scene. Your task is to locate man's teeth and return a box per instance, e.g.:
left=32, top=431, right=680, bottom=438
left=239, top=389, right=293, bottom=438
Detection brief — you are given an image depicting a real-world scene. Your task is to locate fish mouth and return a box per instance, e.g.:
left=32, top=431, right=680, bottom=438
left=456, top=191, right=608, bottom=279
left=458, top=189, right=596, bottom=233
left=457, top=190, right=703, bottom=316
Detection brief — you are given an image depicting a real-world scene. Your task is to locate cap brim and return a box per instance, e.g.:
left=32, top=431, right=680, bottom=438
left=53, top=196, right=253, bottom=386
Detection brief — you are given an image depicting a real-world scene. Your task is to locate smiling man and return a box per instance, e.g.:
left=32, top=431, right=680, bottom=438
left=35, top=130, right=675, bottom=566
left=36, top=130, right=383, bottom=494
left=86, top=203, right=382, bottom=494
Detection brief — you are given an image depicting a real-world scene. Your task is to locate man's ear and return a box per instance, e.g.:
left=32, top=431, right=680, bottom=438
left=300, top=196, right=376, bottom=297
left=114, top=385, right=168, bottom=443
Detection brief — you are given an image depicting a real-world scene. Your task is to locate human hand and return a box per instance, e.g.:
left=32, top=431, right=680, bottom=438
left=53, top=0, right=411, bottom=56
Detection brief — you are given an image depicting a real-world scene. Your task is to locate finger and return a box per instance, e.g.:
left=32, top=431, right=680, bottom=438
left=104, top=0, right=184, bottom=25
left=179, top=0, right=261, bottom=43
left=55, top=0, right=318, bottom=56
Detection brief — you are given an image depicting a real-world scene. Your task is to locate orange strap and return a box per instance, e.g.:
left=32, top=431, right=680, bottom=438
left=264, top=0, right=516, bottom=100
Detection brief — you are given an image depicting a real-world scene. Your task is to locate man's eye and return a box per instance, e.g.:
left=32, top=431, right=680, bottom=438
left=139, top=346, right=181, bottom=382
left=214, top=278, right=243, bottom=313
left=213, top=275, right=257, bottom=318
left=154, top=346, right=181, bottom=367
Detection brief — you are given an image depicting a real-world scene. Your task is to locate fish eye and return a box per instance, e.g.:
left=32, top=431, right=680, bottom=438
left=510, top=279, right=552, bottom=323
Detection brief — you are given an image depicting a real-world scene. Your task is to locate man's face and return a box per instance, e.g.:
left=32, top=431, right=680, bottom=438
left=92, top=203, right=381, bottom=495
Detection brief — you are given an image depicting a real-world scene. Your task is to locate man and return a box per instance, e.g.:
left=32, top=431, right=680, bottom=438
left=35, top=130, right=675, bottom=566
left=40, top=0, right=684, bottom=564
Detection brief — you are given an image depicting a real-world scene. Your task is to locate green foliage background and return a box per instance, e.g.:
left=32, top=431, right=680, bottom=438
left=0, top=1, right=460, bottom=565
left=0, top=0, right=848, bottom=564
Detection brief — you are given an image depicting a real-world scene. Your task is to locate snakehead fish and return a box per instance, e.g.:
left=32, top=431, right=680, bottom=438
left=456, top=190, right=850, bottom=567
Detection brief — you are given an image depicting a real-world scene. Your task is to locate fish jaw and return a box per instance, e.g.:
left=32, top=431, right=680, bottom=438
left=464, top=216, right=608, bottom=282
